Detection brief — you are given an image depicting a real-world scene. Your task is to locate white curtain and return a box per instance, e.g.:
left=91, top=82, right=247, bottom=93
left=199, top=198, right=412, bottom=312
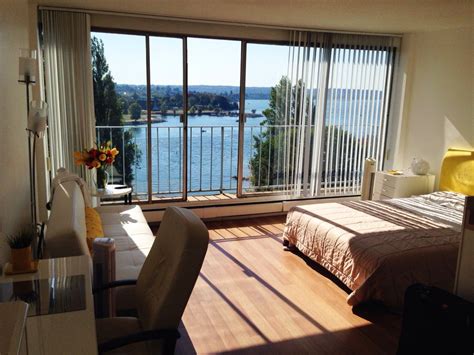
left=278, top=31, right=399, bottom=197
left=41, top=10, right=95, bottom=183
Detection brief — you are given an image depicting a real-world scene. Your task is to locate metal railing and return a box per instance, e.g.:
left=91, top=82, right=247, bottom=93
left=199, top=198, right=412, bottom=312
left=96, top=124, right=371, bottom=199
left=97, top=125, right=242, bottom=198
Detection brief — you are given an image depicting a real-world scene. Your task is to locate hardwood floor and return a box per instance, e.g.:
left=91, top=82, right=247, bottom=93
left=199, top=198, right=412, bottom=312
left=173, top=215, right=401, bottom=354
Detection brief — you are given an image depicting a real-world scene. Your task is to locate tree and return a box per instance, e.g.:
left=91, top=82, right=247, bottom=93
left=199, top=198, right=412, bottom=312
left=211, top=95, right=231, bottom=110
left=249, top=76, right=358, bottom=192
left=91, top=37, right=141, bottom=185
left=118, top=97, right=128, bottom=114
left=188, top=94, right=199, bottom=108
left=160, top=102, right=168, bottom=116
left=129, top=102, right=142, bottom=121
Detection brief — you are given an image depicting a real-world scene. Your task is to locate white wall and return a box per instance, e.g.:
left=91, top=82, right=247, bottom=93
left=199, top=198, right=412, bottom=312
left=394, top=27, right=473, bottom=184
left=0, top=0, right=31, bottom=261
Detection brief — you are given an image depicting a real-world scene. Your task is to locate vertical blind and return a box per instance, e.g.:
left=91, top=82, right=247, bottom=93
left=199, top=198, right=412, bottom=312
left=41, top=10, right=96, bottom=183
left=271, top=31, right=398, bottom=197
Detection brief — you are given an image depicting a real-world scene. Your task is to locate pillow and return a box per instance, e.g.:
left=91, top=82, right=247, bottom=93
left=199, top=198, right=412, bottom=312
left=85, top=207, right=105, bottom=252
left=419, top=191, right=466, bottom=212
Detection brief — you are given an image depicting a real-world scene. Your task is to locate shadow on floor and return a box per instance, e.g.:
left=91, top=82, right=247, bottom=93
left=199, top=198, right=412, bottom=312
left=175, top=321, right=197, bottom=355
left=286, top=247, right=353, bottom=294
left=216, top=324, right=399, bottom=354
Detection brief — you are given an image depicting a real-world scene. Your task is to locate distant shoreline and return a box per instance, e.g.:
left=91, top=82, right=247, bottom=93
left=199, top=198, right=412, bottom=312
left=123, top=110, right=263, bottom=124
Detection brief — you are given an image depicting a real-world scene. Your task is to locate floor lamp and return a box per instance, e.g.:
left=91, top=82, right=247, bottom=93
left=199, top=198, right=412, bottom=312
left=18, top=49, right=47, bottom=244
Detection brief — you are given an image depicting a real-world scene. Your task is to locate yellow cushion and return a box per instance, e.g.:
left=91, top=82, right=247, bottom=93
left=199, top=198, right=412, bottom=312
left=85, top=207, right=104, bottom=251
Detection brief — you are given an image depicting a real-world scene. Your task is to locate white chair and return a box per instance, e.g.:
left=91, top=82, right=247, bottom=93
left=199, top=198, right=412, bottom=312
left=94, top=207, right=209, bottom=354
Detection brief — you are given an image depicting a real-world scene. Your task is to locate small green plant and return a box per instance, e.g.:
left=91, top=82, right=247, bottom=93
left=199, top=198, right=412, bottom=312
left=7, top=229, right=35, bottom=249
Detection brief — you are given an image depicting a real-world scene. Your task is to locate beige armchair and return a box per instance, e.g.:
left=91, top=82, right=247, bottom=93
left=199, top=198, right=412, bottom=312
left=94, top=207, right=209, bottom=354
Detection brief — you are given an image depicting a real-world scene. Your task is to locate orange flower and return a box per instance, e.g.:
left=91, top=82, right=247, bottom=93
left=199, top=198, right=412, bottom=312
left=74, top=150, right=89, bottom=165
left=98, top=153, right=107, bottom=162
left=91, top=160, right=101, bottom=169
left=109, top=148, right=119, bottom=157
left=74, top=151, right=83, bottom=165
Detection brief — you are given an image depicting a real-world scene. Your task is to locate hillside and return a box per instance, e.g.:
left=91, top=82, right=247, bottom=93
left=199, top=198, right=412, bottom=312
left=116, top=84, right=271, bottom=100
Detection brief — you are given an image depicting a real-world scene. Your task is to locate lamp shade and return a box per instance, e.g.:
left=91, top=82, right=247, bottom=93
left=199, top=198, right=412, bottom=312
left=19, top=49, right=37, bottom=83
left=28, top=101, right=47, bottom=134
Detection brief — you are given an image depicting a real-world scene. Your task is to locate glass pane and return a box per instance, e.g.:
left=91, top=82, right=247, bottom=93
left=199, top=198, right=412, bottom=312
left=150, top=37, right=184, bottom=199
left=322, top=46, right=391, bottom=196
left=244, top=43, right=290, bottom=194
left=91, top=32, right=147, bottom=201
left=187, top=38, right=241, bottom=196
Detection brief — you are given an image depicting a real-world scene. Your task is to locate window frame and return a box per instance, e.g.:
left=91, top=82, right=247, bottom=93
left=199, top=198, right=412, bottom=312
left=90, top=27, right=397, bottom=204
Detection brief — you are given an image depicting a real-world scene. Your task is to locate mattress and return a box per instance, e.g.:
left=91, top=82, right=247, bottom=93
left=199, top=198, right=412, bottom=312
left=283, top=191, right=465, bottom=309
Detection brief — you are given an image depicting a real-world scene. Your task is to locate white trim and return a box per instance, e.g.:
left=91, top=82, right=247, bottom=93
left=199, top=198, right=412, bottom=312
left=142, top=195, right=360, bottom=222
left=37, top=5, right=403, bottom=38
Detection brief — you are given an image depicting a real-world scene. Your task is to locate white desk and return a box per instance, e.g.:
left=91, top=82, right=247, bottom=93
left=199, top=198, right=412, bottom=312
left=0, top=256, right=97, bottom=355
left=0, top=301, right=28, bottom=355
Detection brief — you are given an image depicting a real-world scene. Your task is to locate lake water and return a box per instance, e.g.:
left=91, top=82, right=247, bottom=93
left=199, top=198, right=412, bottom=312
left=98, top=97, right=384, bottom=198
left=98, top=99, right=268, bottom=198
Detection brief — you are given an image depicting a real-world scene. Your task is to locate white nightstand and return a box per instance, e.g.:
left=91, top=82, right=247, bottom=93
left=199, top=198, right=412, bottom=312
left=372, top=172, right=435, bottom=200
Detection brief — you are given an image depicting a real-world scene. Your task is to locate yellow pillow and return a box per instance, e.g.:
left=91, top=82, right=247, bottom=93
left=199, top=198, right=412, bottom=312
left=85, top=207, right=104, bottom=252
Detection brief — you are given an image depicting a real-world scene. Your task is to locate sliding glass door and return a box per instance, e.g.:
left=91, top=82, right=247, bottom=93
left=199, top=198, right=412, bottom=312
left=91, top=32, right=149, bottom=200
left=150, top=36, right=186, bottom=200
left=187, top=37, right=241, bottom=196
left=91, top=29, right=396, bottom=202
left=242, top=42, right=296, bottom=195
left=241, top=34, right=395, bottom=198
left=321, top=41, right=395, bottom=196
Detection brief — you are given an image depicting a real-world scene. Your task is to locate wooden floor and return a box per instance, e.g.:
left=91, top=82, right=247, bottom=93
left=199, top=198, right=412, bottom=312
left=174, top=215, right=401, bottom=354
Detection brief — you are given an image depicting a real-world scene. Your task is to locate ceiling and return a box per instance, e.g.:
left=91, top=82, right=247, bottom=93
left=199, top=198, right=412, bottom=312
left=34, top=0, right=473, bottom=34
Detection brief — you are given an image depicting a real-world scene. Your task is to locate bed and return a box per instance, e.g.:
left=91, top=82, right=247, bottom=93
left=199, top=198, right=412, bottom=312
left=283, top=149, right=474, bottom=309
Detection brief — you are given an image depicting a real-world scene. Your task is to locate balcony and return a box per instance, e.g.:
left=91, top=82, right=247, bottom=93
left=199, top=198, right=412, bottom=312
left=97, top=123, right=365, bottom=203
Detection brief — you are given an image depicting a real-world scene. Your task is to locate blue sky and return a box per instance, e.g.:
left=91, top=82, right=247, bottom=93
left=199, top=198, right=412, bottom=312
left=93, top=32, right=388, bottom=90
left=93, top=32, right=289, bottom=87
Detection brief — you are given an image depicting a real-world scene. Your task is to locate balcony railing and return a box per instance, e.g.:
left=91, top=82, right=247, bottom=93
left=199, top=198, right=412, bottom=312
left=96, top=124, right=365, bottom=200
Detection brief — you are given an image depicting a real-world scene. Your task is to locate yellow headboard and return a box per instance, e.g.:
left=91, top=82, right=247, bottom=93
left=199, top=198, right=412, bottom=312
left=439, top=148, right=474, bottom=195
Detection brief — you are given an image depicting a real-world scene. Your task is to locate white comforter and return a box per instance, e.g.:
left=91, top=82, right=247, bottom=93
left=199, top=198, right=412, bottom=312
left=283, top=191, right=465, bottom=309
left=386, top=191, right=464, bottom=228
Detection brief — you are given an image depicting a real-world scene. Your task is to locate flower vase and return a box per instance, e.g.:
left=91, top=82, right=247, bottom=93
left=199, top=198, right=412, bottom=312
left=97, top=169, right=109, bottom=190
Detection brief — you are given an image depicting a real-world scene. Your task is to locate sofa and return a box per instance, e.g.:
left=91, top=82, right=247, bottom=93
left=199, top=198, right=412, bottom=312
left=45, top=180, right=155, bottom=310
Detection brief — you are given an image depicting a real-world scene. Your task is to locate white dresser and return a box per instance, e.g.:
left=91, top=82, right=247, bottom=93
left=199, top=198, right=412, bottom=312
left=372, top=172, right=435, bottom=200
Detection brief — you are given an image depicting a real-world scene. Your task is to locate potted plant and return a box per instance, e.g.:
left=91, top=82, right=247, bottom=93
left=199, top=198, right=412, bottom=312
left=74, top=141, right=119, bottom=189
left=7, top=229, right=35, bottom=272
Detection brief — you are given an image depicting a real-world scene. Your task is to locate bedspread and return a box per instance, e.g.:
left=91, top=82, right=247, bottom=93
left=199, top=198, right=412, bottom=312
left=283, top=192, right=464, bottom=309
